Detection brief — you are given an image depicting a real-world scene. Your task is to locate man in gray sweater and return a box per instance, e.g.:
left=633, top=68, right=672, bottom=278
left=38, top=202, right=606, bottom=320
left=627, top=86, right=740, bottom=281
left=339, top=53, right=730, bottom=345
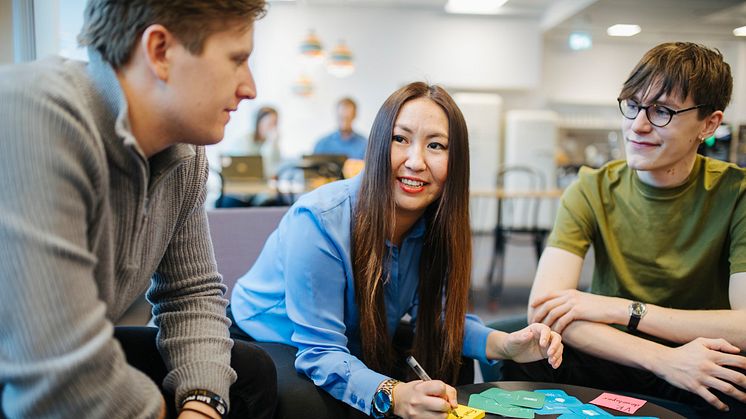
left=0, top=1, right=276, bottom=418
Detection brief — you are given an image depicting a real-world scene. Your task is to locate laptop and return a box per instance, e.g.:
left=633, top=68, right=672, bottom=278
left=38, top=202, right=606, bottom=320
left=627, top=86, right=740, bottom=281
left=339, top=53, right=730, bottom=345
left=221, top=155, right=265, bottom=181
left=300, top=154, right=348, bottom=179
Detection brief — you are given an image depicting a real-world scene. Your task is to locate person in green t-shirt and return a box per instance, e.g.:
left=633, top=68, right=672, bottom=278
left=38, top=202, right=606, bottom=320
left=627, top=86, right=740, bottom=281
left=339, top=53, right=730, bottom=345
left=503, top=42, right=746, bottom=418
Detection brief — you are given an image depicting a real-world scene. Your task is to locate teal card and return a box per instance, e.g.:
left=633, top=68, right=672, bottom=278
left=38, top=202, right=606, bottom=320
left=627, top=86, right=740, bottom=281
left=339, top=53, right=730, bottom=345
left=479, top=388, right=545, bottom=409
left=467, top=393, right=534, bottom=419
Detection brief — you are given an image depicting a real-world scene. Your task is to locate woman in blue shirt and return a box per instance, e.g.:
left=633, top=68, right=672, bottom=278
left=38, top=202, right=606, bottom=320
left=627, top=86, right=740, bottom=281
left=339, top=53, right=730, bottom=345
left=231, top=82, right=562, bottom=418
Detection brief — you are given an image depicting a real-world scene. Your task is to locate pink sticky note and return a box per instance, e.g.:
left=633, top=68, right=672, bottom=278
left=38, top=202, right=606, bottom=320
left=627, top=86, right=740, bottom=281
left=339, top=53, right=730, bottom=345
left=590, top=392, right=647, bottom=414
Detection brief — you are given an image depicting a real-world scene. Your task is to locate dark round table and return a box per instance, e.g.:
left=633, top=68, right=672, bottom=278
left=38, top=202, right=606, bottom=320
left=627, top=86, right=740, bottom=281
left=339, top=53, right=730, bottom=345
left=457, top=381, right=686, bottom=418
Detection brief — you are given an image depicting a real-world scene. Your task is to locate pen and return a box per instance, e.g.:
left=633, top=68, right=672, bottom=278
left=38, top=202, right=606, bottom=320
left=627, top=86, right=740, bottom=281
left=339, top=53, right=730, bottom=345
left=405, top=355, right=460, bottom=418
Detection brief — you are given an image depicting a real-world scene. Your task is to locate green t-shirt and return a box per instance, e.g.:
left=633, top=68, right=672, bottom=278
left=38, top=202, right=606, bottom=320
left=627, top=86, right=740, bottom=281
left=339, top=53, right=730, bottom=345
left=549, top=155, right=746, bottom=310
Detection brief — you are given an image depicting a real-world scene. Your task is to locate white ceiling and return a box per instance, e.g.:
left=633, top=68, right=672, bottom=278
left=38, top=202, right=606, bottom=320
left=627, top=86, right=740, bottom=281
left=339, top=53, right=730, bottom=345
left=277, top=0, right=746, bottom=42
left=546, top=0, right=746, bottom=43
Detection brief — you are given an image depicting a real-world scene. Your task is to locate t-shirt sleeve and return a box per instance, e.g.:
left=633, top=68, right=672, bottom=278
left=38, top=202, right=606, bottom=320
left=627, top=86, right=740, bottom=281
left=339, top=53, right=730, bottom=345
left=546, top=172, right=597, bottom=258
left=728, top=180, right=746, bottom=274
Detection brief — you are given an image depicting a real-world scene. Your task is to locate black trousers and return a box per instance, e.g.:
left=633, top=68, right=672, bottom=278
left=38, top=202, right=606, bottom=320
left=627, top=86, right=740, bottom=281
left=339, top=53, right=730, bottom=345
left=227, top=307, right=474, bottom=419
left=502, top=344, right=746, bottom=419
left=1, top=327, right=278, bottom=419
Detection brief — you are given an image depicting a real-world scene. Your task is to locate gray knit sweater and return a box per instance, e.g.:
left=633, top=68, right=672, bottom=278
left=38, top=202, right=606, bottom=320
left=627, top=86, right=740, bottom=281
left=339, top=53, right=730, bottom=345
left=0, top=52, right=234, bottom=418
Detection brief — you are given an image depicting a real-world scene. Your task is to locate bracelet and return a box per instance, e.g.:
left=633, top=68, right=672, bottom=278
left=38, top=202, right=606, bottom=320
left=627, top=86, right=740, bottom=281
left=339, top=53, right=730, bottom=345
left=180, top=407, right=218, bottom=419
left=181, top=389, right=228, bottom=417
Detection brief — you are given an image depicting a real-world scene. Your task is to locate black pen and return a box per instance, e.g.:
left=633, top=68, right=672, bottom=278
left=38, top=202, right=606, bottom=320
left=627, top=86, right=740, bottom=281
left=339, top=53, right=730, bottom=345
left=405, top=355, right=460, bottom=418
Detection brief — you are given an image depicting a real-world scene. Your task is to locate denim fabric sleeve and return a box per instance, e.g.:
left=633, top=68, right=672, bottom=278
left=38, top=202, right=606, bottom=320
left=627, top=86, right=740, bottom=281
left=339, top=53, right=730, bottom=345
left=463, top=314, right=497, bottom=365
left=281, top=206, right=387, bottom=414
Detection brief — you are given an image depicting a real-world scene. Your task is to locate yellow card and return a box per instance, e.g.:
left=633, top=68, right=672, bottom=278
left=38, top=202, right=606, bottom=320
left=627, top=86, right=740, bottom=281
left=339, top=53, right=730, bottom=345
left=448, top=404, right=485, bottom=419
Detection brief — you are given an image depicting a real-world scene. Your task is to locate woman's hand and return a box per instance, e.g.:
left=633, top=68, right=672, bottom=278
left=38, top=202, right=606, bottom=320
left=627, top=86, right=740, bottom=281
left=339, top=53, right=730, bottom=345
left=392, top=380, right=458, bottom=419
left=487, top=323, right=563, bottom=369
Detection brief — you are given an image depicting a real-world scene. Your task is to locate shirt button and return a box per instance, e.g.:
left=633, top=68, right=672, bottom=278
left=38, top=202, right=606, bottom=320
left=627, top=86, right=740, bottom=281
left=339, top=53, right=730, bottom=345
left=350, top=394, right=357, bottom=403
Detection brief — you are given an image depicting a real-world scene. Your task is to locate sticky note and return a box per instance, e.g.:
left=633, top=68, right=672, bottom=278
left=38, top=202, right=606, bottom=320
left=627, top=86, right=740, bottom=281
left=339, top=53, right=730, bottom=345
left=535, top=404, right=573, bottom=415
left=448, top=404, right=485, bottom=419
left=479, top=388, right=545, bottom=409
left=590, top=392, right=647, bottom=414
left=467, top=394, right=534, bottom=418
left=569, top=404, right=612, bottom=416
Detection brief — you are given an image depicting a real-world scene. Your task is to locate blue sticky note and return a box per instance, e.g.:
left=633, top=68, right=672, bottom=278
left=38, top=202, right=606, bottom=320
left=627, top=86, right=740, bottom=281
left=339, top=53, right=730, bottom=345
left=545, top=394, right=584, bottom=407
left=570, top=404, right=613, bottom=416
left=535, top=404, right=574, bottom=415
left=536, top=389, right=569, bottom=398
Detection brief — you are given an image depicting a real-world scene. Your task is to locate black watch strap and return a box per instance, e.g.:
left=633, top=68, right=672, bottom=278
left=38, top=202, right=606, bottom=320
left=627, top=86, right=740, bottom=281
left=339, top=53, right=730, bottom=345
left=627, top=314, right=642, bottom=331
left=181, top=389, right=228, bottom=417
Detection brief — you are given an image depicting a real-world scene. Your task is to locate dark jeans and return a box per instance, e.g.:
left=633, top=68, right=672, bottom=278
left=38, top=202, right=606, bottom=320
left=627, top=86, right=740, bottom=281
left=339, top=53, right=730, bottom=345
left=1, top=327, right=277, bottom=419
left=227, top=306, right=474, bottom=419
left=502, top=344, right=746, bottom=419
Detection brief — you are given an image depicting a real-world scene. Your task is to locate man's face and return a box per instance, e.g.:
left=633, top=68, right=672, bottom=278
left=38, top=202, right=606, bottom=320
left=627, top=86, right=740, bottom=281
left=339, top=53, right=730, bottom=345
left=622, top=90, right=707, bottom=177
left=337, top=102, right=356, bottom=133
left=165, top=24, right=256, bottom=145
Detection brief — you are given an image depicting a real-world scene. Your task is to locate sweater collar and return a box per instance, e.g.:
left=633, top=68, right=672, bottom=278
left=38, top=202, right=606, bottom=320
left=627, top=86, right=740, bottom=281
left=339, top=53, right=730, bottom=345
left=86, top=49, right=195, bottom=174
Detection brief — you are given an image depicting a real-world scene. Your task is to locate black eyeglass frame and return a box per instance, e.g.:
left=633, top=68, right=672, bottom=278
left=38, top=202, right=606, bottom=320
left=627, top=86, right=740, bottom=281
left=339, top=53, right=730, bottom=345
left=617, top=98, right=711, bottom=128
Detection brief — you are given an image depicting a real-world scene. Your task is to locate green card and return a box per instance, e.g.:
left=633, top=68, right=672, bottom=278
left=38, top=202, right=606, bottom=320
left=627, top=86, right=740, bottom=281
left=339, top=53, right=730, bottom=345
left=479, top=388, right=545, bottom=409
left=513, top=390, right=545, bottom=409
left=468, top=393, right=534, bottom=419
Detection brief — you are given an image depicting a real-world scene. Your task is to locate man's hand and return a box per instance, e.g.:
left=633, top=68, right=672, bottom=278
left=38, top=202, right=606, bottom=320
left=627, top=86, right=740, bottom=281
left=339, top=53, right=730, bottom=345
left=487, top=324, right=563, bottom=369
left=531, top=289, right=627, bottom=334
left=653, top=337, right=746, bottom=411
left=392, top=380, right=457, bottom=419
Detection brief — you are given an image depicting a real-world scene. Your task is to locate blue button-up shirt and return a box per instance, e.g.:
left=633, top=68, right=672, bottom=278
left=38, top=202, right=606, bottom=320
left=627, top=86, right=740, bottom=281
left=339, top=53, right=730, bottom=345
left=231, top=176, right=494, bottom=414
left=313, top=130, right=368, bottom=159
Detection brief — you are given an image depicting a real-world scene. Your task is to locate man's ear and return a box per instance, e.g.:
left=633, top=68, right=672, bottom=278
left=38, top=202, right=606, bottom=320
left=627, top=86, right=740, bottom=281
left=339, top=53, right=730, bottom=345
left=139, top=24, right=174, bottom=82
left=700, top=110, right=724, bottom=139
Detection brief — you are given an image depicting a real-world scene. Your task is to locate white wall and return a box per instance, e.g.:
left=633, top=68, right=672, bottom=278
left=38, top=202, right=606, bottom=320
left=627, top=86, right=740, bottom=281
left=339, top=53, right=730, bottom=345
left=232, top=3, right=542, bottom=158
left=542, top=36, right=746, bottom=126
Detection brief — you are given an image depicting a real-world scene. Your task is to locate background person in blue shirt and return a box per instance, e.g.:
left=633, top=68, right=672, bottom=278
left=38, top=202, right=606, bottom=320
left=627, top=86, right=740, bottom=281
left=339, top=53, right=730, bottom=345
left=312, top=97, right=368, bottom=159
left=231, top=82, right=563, bottom=418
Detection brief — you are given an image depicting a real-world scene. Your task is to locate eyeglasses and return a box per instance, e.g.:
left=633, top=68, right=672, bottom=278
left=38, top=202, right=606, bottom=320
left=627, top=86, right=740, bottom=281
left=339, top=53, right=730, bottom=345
left=617, top=98, right=710, bottom=128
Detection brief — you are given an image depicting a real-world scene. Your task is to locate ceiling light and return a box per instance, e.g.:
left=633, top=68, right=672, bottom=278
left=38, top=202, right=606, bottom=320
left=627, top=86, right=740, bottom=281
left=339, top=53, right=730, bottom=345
left=299, top=30, right=324, bottom=61
left=568, top=31, right=592, bottom=51
left=734, top=26, right=746, bottom=36
left=445, top=0, right=509, bottom=15
left=607, top=24, right=641, bottom=37
left=327, top=40, right=355, bottom=78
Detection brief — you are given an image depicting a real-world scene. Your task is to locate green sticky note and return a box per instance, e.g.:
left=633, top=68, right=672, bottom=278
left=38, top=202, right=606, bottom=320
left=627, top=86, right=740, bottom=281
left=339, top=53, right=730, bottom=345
left=468, top=393, right=534, bottom=418
left=480, top=388, right=545, bottom=409
left=514, top=390, right=545, bottom=409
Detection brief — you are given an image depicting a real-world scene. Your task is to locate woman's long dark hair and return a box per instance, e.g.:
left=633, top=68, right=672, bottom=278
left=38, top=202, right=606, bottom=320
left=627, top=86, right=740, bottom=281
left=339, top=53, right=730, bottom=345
left=252, top=106, right=277, bottom=144
left=352, top=82, right=471, bottom=383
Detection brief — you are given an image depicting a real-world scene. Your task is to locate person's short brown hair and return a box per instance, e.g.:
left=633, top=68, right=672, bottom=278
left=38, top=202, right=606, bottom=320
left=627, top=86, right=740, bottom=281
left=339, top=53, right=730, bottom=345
left=337, top=97, right=357, bottom=113
left=78, top=0, right=267, bottom=69
left=619, top=42, right=732, bottom=118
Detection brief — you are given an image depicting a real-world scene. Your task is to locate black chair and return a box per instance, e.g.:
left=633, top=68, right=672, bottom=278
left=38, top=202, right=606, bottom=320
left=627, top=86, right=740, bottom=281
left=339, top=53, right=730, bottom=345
left=486, top=165, right=550, bottom=301
left=275, top=159, right=345, bottom=205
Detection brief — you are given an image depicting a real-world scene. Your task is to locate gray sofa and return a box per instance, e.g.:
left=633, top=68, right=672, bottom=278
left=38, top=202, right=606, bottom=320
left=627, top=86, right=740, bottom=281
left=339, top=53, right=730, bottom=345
left=207, top=207, right=289, bottom=296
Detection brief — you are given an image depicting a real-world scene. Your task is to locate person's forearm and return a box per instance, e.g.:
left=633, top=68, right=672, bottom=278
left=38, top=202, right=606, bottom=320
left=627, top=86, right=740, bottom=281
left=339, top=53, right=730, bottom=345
left=485, top=330, right=510, bottom=360
left=637, top=306, right=746, bottom=349
left=561, top=320, right=669, bottom=374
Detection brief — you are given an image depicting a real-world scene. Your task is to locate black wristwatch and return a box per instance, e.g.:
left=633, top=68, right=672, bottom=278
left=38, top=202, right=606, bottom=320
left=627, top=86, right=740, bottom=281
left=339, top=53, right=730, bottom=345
left=181, top=389, right=228, bottom=417
left=627, top=301, right=647, bottom=332
left=371, top=378, right=400, bottom=418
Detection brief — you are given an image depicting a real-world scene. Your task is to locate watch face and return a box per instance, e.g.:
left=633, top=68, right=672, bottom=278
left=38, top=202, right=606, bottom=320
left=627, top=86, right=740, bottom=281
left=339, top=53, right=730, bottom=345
left=374, top=389, right=392, bottom=414
left=630, top=302, right=645, bottom=316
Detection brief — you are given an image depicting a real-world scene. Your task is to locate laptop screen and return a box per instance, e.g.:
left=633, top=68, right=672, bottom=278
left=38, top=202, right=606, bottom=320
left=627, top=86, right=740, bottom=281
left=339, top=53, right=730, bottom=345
left=221, top=155, right=265, bottom=180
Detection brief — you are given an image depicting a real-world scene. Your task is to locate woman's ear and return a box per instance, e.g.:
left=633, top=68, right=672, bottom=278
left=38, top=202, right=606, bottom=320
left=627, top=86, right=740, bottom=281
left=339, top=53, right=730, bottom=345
left=139, top=24, right=175, bottom=82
